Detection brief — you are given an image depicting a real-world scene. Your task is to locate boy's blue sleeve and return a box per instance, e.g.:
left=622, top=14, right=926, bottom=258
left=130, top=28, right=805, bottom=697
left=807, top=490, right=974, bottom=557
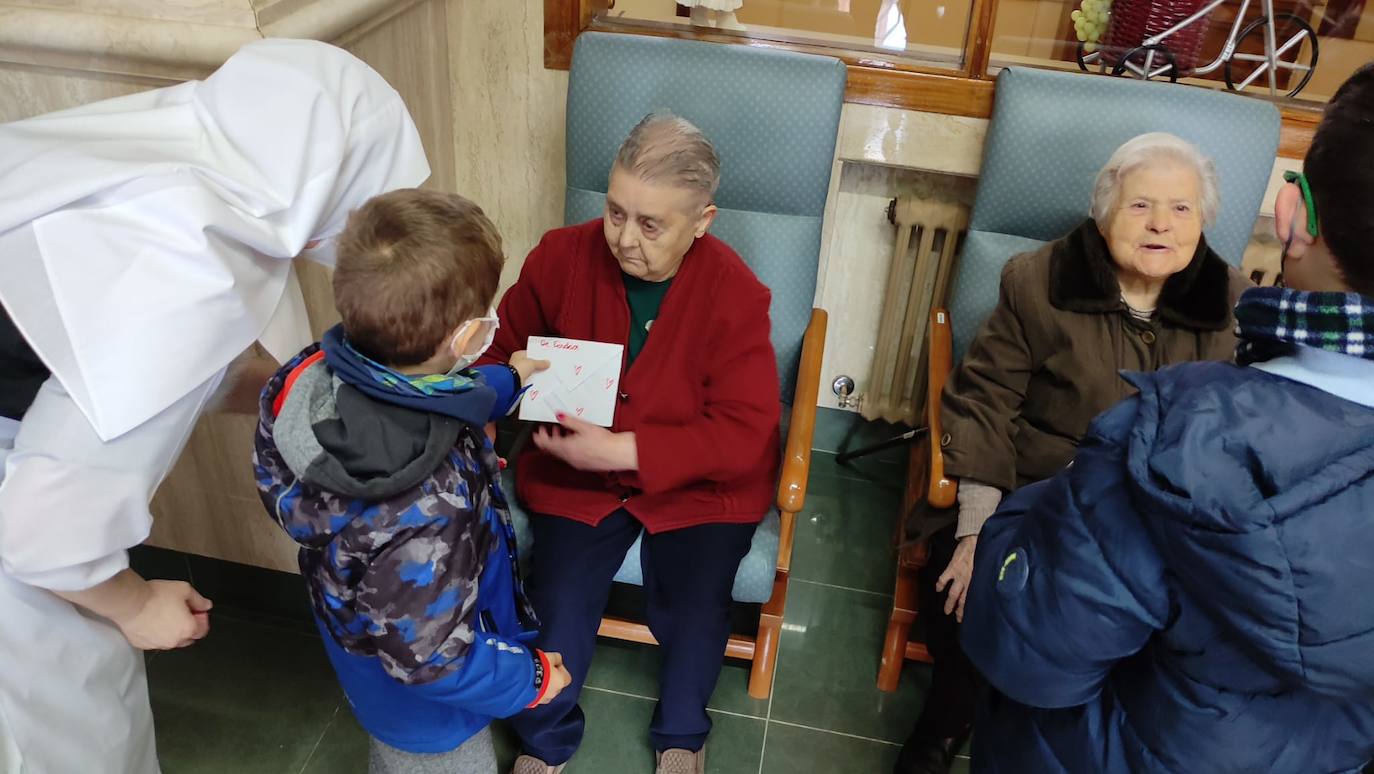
left=408, top=635, right=541, bottom=717
left=472, top=364, right=522, bottom=421
left=960, top=399, right=1171, bottom=709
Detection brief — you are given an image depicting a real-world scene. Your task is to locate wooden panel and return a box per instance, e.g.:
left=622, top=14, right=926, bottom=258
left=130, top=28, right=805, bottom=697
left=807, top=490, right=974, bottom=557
left=568, top=13, right=996, bottom=115
left=545, top=0, right=606, bottom=67
left=544, top=0, right=581, bottom=68
left=450, top=0, right=571, bottom=293
left=546, top=0, right=1318, bottom=154
left=1030, top=0, right=1075, bottom=63
left=0, top=63, right=155, bottom=123
left=964, top=0, right=999, bottom=77
left=847, top=65, right=996, bottom=116
left=1301, top=35, right=1374, bottom=101
left=1280, top=104, right=1320, bottom=158
left=993, top=0, right=1043, bottom=59
left=294, top=259, right=342, bottom=341
left=0, top=0, right=412, bottom=81
left=148, top=413, right=301, bottom=573
left=3, top=0, right=259, bottom=27
left=345, top=0, right=456, bottom=192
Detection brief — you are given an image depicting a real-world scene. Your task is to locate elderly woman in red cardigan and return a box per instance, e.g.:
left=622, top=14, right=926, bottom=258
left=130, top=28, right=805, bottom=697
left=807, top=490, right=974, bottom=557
left=484, top=113, right=780, bottom=774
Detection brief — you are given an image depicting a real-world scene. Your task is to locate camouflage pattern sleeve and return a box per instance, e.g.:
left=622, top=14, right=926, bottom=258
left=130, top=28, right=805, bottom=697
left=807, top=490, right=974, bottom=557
left=352, top=471, right=540, bottom=716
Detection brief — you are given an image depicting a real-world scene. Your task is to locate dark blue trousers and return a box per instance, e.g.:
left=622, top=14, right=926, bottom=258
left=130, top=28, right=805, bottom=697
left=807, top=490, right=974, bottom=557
left=510, top=509, right=756, bottom=765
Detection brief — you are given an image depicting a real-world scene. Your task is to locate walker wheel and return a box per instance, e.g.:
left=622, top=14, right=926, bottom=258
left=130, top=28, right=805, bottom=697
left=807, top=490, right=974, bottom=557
left=1223, top=14, right=1319, bottom=98
left=1076, top=41, right=1104, bottom=72
left=1111, top=44, right=1180, bottom=82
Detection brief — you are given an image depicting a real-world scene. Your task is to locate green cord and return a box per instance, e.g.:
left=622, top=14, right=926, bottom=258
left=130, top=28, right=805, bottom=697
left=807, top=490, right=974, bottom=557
left=1283, top=170, right=1320, bottom=239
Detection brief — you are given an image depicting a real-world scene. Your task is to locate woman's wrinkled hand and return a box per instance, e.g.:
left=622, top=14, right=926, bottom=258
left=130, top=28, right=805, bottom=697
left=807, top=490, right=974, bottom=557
left=533, top=413, right=638, bottom=472
left=935, top=535, right=978, bottom=623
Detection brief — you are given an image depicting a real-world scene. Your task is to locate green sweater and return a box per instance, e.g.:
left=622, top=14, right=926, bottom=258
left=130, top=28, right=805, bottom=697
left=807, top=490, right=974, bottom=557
left=623, top=272, right=672, bottom=367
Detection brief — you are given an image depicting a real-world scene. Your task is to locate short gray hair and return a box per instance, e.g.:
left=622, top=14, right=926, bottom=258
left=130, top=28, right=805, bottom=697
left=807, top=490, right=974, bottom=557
left=613, top=112, right=721, bottom=201
left=1090, top=133, right=1220, bottom=228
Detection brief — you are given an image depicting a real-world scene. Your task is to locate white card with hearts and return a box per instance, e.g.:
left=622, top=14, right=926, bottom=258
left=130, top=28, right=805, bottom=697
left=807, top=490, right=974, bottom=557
left=518, top=336, right=625, bottom=427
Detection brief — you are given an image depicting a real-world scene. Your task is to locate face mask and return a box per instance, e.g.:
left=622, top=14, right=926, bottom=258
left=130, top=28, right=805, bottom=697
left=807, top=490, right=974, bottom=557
left=446, top=308, right=499, bottom=374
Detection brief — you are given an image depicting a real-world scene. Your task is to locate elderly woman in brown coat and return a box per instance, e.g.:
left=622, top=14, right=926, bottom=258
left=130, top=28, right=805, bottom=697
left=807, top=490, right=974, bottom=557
left=895, top=132, right=1252, bottom=774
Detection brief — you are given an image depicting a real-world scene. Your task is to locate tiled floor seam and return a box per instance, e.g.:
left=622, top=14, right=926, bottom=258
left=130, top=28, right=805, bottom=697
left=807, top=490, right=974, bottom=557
left=810, top=470, right=905, bottom=487
left=581, top=685, right=654, bottom=702
left=792, top=578, right=893, bottom=598
left=764, top=719, right=901, bottom=747
left=579, top=685, right=769, bottom=722
left=757, top=632, right=779, bottom=774
left=296, top=705, right=341, bottom=774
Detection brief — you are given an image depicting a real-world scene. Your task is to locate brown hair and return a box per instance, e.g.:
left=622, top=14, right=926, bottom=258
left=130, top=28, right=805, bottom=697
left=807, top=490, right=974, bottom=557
left=333, top=189, right=503, bottom=366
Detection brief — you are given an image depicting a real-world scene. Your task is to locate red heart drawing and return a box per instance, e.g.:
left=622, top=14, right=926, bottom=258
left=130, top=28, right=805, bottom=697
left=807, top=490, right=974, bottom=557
left=574, top=365, right=583, bottom=376
left=575, top=407, right=585, bottom=417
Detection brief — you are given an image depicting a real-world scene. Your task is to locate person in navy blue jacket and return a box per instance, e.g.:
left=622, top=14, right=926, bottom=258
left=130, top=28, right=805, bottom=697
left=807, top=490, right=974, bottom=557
left=960, top=64, right=1374, bottom=774
left=253, top=189, right=571, bottom=774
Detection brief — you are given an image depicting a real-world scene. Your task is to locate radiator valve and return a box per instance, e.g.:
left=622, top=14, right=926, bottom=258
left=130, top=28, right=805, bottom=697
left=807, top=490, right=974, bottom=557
left=832, top=375, right=861, bottom=409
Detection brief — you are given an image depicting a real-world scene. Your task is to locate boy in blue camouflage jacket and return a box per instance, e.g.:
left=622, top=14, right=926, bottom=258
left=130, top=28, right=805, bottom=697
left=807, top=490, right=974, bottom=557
left=253, top=189, right=569, bottom=773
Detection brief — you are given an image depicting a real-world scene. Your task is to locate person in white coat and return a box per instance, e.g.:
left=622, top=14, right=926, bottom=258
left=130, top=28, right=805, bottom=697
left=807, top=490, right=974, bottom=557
left=0, top=38, right=430, bottom=774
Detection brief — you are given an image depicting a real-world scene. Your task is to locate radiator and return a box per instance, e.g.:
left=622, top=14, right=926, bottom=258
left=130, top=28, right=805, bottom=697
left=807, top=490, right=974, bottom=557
left=862, top=195, right=968, bottom=426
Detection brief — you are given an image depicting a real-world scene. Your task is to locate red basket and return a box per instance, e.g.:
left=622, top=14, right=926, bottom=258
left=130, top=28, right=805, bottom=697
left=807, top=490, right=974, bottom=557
left=1101, top=0, right=1213, bottom=71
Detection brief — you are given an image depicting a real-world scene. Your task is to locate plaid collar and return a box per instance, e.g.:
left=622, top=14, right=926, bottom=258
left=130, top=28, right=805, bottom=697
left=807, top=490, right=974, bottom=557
left=1235, top=286, right=1372, bottom=365
left=342, top=338, right=479, bottom=397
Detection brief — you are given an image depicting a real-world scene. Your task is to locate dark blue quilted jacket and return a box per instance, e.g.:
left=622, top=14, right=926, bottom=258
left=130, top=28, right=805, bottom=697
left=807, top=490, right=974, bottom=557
left=962, top=360, right=1374, bottom=774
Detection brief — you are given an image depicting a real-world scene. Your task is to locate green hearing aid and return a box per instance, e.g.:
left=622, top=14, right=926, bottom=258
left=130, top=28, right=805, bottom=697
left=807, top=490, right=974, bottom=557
left=1283, top=170, right=1320, bottom=239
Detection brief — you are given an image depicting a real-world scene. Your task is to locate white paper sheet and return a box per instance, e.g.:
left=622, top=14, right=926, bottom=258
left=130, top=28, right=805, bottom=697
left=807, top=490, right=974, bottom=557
left=518, top=337, right=625, bottom=427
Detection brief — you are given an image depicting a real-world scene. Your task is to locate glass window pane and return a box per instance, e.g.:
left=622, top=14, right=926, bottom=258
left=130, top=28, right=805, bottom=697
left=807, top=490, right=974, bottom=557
left=986, top=0, right=1363, bottom=105
left=601, top=0, right=974, bottom=71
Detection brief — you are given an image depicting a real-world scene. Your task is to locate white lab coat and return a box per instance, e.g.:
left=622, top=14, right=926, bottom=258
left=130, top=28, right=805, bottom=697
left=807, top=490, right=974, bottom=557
left=0, top=38, right=429, bottom=773
left=0, top=374, right=218, bottom=774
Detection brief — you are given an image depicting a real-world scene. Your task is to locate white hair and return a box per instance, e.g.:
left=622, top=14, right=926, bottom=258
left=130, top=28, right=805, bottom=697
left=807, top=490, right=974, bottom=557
left=1090, top=133, right=1220, bottom=228
left=613, top=112, right=721, bottom=200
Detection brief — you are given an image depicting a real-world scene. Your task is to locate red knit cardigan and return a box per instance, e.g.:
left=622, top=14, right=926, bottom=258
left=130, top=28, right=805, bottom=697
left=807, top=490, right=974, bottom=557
left=482, top=219, right=780, bottom=533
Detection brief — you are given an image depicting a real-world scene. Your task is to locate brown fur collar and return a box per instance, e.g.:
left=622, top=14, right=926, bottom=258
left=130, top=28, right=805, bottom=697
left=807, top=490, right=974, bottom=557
left=1048, top=218, right=1234, bottom=331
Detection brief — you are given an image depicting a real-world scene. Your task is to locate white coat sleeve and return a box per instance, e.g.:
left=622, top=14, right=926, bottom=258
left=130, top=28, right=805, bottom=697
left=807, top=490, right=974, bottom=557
left=0, top=370, right=223, bottom=591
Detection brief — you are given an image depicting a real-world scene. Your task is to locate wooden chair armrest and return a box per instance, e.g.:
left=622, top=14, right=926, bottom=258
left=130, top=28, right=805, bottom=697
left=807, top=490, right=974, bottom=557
left=777, top=308, right=828, bottom=515
left=896, top=432, right=934, bottom=569
left=926, top=308, right=958, bottom=510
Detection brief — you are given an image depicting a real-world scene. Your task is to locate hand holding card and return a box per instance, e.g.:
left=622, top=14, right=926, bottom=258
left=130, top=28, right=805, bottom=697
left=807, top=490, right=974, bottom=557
left=518, top=337, right=625, bottom=427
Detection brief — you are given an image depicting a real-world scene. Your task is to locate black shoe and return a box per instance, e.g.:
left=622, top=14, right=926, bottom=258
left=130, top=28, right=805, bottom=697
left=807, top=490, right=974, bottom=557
left=892, top=729, right=969, bottom=774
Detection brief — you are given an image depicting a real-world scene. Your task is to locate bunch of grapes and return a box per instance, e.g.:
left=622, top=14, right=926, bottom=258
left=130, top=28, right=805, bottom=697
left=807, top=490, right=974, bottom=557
left=1071, top=0, right=1112, bottom=53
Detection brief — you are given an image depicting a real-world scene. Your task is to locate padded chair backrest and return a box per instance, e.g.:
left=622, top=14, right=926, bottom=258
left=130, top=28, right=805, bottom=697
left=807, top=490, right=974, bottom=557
left=949, top=68, right=1281, bottom=361
left=564, top=32, right=846, bottom=401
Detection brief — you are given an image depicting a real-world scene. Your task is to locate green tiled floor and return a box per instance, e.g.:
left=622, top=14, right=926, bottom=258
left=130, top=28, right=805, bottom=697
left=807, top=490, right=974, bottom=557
left=145, top=452, right=963, bottom=773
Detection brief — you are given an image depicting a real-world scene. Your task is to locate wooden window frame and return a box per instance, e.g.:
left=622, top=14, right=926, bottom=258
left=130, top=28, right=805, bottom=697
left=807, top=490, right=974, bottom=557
left=544, top=0, right=1318, bottom=157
